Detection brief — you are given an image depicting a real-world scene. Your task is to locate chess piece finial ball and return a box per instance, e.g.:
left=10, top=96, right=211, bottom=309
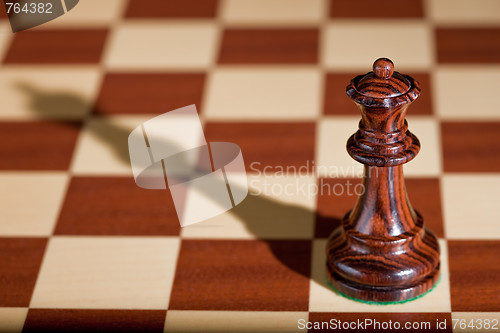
left=373, top=58, right=394, bottom=79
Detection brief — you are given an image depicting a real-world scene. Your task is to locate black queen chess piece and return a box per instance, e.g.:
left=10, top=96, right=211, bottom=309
left=325, top=58, right=440, bottom=302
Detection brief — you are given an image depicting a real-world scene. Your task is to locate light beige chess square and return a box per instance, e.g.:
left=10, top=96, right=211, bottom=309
left=204, top=67, right=321, bottom=120
left=222, top=0, right=325, bottom=26
left=404, top=116, right=442, bottom=177
left=0, top=172, right=68, bottom=236
left=71, top=115, right=153, bottom=175
left=309, top=239, right=451, bottom=312
left=164, top=311, right=308, bottom=333
left=44, top=0, right=127, bottom=26
left=451, top=313, right=500, bottom=332
left=30, top=236, right=180, bottom=309
left=323, top=22, right=432, bottom=70
left=316, top=117, right=364, bottom=178
left=0, top=67, right=100, bottom=120
left=106, top=22, right=217, bottom=70
left=0, top=308, right=28, bottom=333
left=0, top=20, right=11, bottom=32
left=181, top=174, right=316, bottom=239
left=0, top=25, right=11, bottom=58
left=442, top=175, right=500, bottom=239
left=428, top=0, right=500, bottom=25
left=434, top=66, right=500, bottom=120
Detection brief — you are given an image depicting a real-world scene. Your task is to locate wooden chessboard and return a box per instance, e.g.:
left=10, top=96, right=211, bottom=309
left=0, top=0, right=499, bottom=332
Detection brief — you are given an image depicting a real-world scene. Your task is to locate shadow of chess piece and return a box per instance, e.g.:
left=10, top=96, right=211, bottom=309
left=326, top=58, right=440, bottom=302
left=14, top=81, right=335, bottom=289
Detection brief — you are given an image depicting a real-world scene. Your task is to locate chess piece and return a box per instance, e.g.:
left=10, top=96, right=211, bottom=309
left=326, top=58, right=440, bottom=302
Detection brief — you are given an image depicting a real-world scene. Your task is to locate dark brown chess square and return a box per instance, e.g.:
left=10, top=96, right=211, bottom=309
left=323, top=73, right=357, bottom=116
left=204, top=122, right=316, bottom=172
left=94, top=73, right=206, bottom=115
left=315, top=177, right=444, bottom=238
left=406, top=178, right=444, bottom=238
left=323, top=72, right=432, bottom=115
left=406, top=72, right=433, bottom=115
left=54, top=177, right=180, bottom=236
left=0, top=4, right=7, bottom=19
left=23, top=309, right=166, bottom=333
left=448, top=240, right=500, bottom=311
left=0, top=238, right=47, bottom=307
left=169, top=239, right=311, bottom=311
left=125, top=0, right=218, bottom=18
left=442, top=122, right=500, bottom=172
left=3, top=29, right=108, bottom=64
left=315, top=177, right=361, bottom=238
left=218, top=29, right=319, bottom=64
left=309, top=312, right=452, bottom=333
left=436, top=28, right=500, bottom=64
left=0, top=121, right=80, bottom=170
left=330, top=0, right=424, bottom=18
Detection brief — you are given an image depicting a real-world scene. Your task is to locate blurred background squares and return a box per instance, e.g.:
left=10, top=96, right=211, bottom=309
left=44, top=0, right=127, bottom=26
left=435, top=28, right=500, bottom=64
left=323, top=22, right=432, bottom=70
left=204, top=68, right=321, bottom=120
left=429, top=0, right=500, bottom=25
left=218, top=28, right=318, bottom=64
left=0, top=173, right=68, bottom=236
left=105, top=23, right=217, bottom=69
left=222, top=0, right=324, bottom=26
left=441, top=122, right=500, bottom=172
left=3, top=29, right=108, bottom=64
left=0, top=67, right=100, bottom=120
left=126, top=0, right=219, bottom=18
left=0, top=121, right=80, bottom=170
left=70, top=116, right=149, bottom=175
left=435, top=67, right=500, bottom=119
left=94, top=73, right=206, bottom=115
left=0, top=238, right=47, bottom=307
left=330, top=0, right=423, bottom=18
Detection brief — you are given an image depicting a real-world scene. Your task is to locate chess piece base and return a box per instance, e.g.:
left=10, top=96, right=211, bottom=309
left=326, top=212, right=441, bottom=303
left=326, top=261, right=440, bottom=303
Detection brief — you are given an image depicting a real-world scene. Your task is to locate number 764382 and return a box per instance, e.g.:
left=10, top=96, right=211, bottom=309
left=5, top=2, right=53, bottom=14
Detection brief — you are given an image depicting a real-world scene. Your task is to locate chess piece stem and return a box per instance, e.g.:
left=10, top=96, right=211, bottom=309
left=326, top=58, right=440, bottom=302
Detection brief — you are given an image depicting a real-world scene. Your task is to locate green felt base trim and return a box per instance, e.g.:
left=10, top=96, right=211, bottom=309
left=325, top=274, right=441, bottom=305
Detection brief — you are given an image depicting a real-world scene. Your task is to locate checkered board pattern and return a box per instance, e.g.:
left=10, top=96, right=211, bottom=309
left=0, top=0, right=499, bottom=332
